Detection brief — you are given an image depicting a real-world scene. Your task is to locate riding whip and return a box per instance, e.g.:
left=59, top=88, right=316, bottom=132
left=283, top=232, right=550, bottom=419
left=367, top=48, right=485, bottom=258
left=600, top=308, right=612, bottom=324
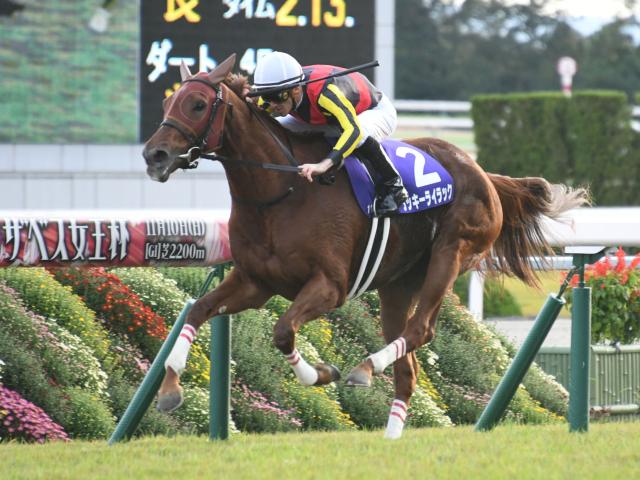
left=246, top=60, right=380, bottom=98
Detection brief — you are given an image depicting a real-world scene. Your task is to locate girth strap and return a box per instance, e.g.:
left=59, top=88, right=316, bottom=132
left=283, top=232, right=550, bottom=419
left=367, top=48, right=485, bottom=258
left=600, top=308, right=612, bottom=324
left=346, top=216, right=391, bottom=300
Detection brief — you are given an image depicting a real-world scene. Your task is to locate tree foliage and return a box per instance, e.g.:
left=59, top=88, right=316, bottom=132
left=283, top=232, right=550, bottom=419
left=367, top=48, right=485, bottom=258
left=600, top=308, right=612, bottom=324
left=396, top=0, right=640, bottom=99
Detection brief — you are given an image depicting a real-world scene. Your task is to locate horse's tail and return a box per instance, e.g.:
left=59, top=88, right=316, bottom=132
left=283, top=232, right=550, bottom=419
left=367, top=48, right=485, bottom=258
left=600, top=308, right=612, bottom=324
left=487, top=174, right=590, bottom=286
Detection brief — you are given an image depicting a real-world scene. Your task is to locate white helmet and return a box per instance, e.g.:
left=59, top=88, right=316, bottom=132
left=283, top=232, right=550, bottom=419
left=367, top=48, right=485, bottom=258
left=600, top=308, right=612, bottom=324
left=253, top=51, right=304, bottom=91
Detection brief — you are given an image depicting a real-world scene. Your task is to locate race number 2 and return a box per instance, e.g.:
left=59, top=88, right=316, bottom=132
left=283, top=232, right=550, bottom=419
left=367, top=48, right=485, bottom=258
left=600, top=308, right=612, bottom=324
left=395, top=146, right=442, bottom=188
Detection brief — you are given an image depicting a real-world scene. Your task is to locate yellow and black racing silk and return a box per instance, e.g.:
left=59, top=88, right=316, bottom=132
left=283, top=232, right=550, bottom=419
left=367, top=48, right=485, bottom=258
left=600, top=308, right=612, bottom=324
left=293, top=65, right=382, bottom=165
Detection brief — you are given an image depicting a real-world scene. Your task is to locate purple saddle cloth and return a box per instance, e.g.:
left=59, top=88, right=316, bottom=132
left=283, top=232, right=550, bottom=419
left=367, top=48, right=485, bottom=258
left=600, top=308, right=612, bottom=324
left=343, top=139, right=455, bottom=218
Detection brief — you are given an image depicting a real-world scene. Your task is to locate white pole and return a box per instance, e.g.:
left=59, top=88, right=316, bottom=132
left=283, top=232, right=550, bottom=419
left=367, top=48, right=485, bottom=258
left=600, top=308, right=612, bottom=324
left=468, top=270, right=485, bottom=320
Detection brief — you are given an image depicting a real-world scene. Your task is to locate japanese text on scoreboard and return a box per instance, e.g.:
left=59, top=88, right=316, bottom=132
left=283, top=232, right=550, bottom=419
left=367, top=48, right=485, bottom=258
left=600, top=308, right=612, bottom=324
left=140, top=0, right=375, bottom=140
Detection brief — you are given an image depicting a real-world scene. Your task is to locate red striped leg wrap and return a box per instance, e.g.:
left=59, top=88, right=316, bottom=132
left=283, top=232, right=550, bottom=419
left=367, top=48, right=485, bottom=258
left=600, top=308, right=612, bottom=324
left=165, top=324, right=197, bottom=375
left=368, top=337, right=407, bottom=374
left=285, top=349, right=302, bottom=366
left=285, top=349, right=318, bottom=386
left=179, top=324, right=197, bottom=344
left=384, top=399, right=408, bottom=440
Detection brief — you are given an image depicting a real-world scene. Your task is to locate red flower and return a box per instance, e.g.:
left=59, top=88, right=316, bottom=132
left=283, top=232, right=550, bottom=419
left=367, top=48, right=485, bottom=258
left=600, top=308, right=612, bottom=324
left=615, top=247, right=626, bottom=273
left=594, top=257, right=611, bottom=276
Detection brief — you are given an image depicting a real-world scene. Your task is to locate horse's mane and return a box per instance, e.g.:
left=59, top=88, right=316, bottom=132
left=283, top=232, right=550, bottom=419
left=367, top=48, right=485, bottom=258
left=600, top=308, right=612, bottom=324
left=224, top=73, right=290, bottom=131
left=223, top=73, right=326, bottom=146
left=224, top=73, right=250, bottom=98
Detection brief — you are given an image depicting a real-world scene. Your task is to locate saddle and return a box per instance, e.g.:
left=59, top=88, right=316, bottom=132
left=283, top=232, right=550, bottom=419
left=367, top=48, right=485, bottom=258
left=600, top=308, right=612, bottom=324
left=341, top=139, right=455, bottom=218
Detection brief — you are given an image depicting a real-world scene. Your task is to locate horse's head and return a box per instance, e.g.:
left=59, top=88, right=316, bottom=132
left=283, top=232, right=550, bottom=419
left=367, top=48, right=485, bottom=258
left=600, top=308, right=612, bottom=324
left=142, top=54, right=236, bottom=182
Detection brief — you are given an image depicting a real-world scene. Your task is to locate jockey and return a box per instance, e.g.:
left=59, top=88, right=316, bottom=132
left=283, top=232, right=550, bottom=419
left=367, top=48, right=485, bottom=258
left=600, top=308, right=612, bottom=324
left=251, top=51, right=408, bottom=216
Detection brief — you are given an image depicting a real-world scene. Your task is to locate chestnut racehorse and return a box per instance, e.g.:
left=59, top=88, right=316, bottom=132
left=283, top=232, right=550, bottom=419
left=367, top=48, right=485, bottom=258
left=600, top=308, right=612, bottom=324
left=142, top=55, right=588, bottom=438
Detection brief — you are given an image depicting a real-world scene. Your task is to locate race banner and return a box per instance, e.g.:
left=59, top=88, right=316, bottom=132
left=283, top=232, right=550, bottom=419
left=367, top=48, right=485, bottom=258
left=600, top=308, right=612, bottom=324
left=0, top=211, right=232, bottom=267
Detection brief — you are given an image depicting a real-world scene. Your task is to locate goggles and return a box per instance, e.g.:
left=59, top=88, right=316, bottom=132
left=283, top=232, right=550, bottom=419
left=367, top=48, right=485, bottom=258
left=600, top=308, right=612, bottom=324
left=261, top=89, right=291, bottom=104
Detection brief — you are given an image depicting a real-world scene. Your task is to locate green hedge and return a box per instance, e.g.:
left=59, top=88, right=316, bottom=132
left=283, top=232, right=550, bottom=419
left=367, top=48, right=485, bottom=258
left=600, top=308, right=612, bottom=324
left=472, top=90, right=638, bottom=205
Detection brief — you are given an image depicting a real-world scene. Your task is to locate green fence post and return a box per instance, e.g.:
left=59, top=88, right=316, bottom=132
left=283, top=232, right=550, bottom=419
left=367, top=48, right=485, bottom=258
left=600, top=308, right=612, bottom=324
left=210, top=314, right=231, bottom=440
left=567, top=251, right=593, bottom=432
left=108, top=299, right=194, bottom=445
left=565, top=247, right=604, bottom=433
left=569, top=286, right=590, bottom=432
left=475, top=292, right=565, bottom=431
left=209, top=263, right=231, bottom=440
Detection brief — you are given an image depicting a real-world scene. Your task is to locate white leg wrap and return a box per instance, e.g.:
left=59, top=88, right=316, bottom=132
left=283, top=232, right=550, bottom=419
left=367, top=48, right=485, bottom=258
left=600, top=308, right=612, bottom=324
left=367, top=337, right=407, bottom=374
left=384, top=399, right=408, bottom=439
left=285, top=349, right=318, bottom=386
left=164, top=324, right=196, bottom=376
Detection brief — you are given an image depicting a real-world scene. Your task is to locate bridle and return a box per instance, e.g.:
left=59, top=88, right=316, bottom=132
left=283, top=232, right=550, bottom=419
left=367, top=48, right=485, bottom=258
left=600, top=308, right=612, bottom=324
left=160, top=76, right=303, bottom=207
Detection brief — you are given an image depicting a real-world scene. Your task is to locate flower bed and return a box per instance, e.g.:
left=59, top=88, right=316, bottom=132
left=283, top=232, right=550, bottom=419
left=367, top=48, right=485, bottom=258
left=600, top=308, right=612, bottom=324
left=0, top=386, right=68, bottom=443
left=232, top=308, right=355, bottom=431
left=110, top=267, right=211, bottom=388
left=51, top=267, right=167, bottom=358
left=231, top=380, right=303, bottom=433
left=0, top=268, right=111, bottom=362
left=422, top=294, right=566, bottom=424
left=566, top=248, right=640, bottom=344
left=0, top=284, right=115, bottom=438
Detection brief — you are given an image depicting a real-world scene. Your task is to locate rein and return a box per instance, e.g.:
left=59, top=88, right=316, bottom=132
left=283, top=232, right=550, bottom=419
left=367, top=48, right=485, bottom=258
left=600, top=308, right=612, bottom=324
left=179, top=147, right=301, bottom=173
left=179, top=104, right=301, bottom=174
left=166, top=79, right=302, bottom=208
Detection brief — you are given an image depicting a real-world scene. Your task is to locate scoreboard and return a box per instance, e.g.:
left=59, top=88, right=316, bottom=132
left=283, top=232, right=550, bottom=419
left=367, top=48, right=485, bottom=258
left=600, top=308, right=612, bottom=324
left=140, top=0, right=376, bottom=141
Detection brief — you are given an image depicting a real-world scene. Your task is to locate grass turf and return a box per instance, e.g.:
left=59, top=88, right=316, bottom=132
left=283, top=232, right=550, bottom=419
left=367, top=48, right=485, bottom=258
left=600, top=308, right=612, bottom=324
left=1, top=423, right=639, bottom=479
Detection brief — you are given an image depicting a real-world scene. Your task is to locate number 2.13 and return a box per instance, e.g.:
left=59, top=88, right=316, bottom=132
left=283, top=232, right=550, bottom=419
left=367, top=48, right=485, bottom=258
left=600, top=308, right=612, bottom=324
left=276, top=0, right=347, bottom=28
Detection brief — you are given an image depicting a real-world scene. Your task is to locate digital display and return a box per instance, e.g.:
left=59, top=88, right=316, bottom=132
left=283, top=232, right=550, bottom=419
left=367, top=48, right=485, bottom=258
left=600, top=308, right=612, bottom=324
left=140, top=0, right=375, bottom=141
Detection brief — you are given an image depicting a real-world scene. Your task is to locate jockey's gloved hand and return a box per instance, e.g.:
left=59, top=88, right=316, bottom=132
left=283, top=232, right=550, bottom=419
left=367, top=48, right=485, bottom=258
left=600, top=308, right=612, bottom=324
left=256, top=97, right=272, bottom=112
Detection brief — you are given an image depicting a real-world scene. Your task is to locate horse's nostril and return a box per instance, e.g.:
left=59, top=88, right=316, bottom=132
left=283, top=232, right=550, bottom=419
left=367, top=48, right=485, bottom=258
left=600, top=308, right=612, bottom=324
left=145, top=147, right=169, bottom=165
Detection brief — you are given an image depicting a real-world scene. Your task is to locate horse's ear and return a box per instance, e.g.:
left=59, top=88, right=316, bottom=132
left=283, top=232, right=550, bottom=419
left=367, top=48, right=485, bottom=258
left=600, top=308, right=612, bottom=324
left=208, top=53, right=237, bottom=84
left=180, top=60, right=192, bottom=82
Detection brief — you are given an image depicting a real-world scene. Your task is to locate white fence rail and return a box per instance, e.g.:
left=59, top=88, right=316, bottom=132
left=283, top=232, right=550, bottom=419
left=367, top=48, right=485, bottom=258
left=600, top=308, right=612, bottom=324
left=468, top=207, right=640, bottom=319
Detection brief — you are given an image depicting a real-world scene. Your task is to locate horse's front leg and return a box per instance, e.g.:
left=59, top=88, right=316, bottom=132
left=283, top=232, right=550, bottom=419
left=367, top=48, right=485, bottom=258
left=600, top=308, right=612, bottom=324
left=157, top=268, right=271, bottom=413
left=273, top=272, right=342, bottom=386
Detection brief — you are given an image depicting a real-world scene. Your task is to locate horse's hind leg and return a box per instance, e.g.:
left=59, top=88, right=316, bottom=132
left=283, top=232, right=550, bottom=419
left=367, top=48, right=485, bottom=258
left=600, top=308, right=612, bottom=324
left=348, top=238, right=470, bottom=387
left=345, top=274, right=420, bottom=438
left=380, top=283, right=420, bottom=439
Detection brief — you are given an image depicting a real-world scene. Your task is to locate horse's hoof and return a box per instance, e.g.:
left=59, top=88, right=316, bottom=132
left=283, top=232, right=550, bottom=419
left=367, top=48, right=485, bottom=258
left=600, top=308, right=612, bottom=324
left=314, top=363, right=341, bottom=385
left=156, top=389, right=184, bottom=413
left=344, top=368, right=372, bottom=387
left=327, top=364, right=341, bottom=382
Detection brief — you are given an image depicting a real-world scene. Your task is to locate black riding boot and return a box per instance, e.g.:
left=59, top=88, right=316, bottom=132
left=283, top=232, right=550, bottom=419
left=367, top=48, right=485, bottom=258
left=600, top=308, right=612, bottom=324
left=356, top=137, right=408, bottom=216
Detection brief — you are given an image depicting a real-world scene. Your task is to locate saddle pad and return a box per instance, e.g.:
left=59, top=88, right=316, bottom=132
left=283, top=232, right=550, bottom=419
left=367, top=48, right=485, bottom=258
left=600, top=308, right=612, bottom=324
left=343, top=139, right=455, bottom=218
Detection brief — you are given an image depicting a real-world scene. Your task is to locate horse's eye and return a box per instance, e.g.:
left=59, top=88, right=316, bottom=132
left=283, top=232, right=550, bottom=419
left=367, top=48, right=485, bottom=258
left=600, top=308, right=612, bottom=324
left=194, top=101, right=207, bottom=112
